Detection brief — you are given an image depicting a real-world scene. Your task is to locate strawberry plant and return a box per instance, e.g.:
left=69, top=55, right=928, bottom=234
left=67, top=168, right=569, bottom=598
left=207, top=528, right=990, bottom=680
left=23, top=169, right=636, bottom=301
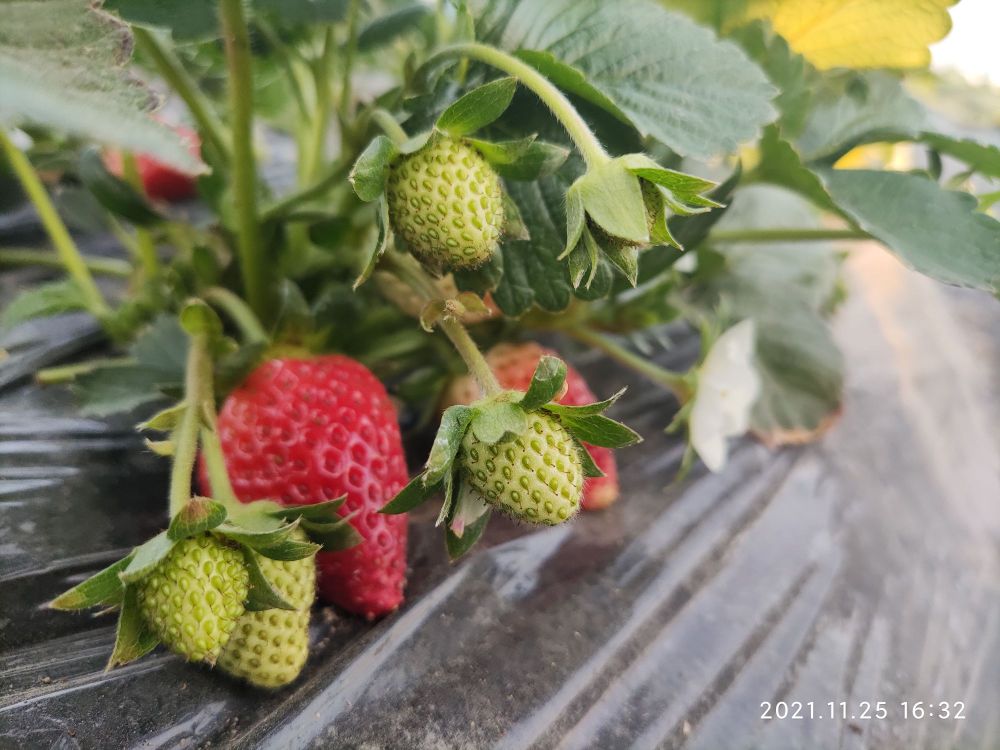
left=2, top=0, right=999, bottom=690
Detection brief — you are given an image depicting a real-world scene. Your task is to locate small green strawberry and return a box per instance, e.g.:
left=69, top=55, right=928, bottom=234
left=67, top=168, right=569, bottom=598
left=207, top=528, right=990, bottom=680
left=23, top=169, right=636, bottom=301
left=136, top=534, right=249, bottom=664
left=385, top=136, right=504, bottom=270
left=218, top=534, right=316, bottom=689
left=460, top=411, right=585, bottom=525
left=589, top=181, right=664, bottom=253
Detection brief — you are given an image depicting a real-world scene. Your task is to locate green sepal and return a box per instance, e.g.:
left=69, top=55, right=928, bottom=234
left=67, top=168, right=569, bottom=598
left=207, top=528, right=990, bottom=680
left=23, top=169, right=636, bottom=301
left=466, top=135, right=536, bottom=166
left=576, top=162, right=648, bottom=243
left=573, top=437, right=605, bottom=478
left=299, top=515, right=363, bottom=552
left=349, top=134, right=399, bottom=202
left=469, top=399, right=528, bottom=445
left=492, top=140, right=570, bottom=181
left=215, top=520, right=320, bottom=561
left=266, top=496, right=346, bottom=522
left=119, top=531, right=175, bottom=584
left=436, top=77, right=517, bottom=137
left=145, top=439, right=174, bottom=456
left=435, top=470, right=456, bottom=528
left=520, top=355, right=567, bottom=412
left=426, top=404, right=475, bottom=484
left=78, top=147, right=163, bottom=227
left=446, top=507, right=491, bottom=561
left=546, top=409, right=642, bottom=449
left=560, top=184, right=586, bottom=262
left=645, top=186, right=682, bottom=249
left=618, top=153, right=722, bottom=216
left=354, top=197, right=391, bottom=290
left=502, top=192, right=530, bottom=241
left=167, top=497, right=228, bottom=541
left=241, top=547, right=296, bottom=612
left=107, top=585, right=160, bottom=670
left=380, top=474, right=442, bottom=514
left=544, top=387, right=626, bottom=416
left=49, top=552, right=135, bottom=610
left=179, top=299, right=223, bottom=340
left=138, top=401, right=187, bottom=432
left=601, top=237, right=640, bottom=286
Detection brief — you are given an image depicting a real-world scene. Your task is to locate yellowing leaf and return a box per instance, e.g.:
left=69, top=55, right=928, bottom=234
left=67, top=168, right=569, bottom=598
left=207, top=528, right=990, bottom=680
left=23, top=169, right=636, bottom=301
left=742, top=0, right=956, bottom=70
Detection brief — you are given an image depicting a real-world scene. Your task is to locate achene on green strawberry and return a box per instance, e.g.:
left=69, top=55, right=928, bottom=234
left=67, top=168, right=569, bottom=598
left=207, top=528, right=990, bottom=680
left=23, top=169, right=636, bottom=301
left=200, top=354, right=409, bottom=620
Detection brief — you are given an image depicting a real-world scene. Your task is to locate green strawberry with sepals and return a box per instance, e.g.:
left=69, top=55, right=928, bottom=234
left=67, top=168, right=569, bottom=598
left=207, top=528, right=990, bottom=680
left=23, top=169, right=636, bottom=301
left=136, top=533, right=249, bottom=664
left=386, top=136, right=504, bottom=270
left=218, top=529, right=316, bottom=689
left=461, top=411, right=584, bottom=524
left=381, top=354, right=641, bottom=558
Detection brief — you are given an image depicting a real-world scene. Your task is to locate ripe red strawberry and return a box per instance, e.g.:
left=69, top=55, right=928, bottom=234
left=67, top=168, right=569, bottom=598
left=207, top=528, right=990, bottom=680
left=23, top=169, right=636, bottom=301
left=105, top=124, right=200, bottom=202
left=200, top=355, right=409, bottom=619
left=443, top=342, right=620, bottom=510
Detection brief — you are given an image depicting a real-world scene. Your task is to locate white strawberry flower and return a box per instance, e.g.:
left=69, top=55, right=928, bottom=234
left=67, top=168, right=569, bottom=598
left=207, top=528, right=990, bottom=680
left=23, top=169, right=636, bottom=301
left=689, top=319, right=761, bottom=472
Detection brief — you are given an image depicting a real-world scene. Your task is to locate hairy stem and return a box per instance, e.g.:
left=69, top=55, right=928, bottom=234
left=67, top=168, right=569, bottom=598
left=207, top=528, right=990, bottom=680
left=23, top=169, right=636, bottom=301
left=371, top=108, right=409, bottom=147
left=133, top=28, right=231, bottom=161
left=203, top=286, right=268, bottom=344
left=427, top=43, right=609, bottom=168
left=220, top=0, right=268, bottom=321
left=709, top=228, right=870, bottom=243
left=302, top=27, right=335, bottom=184
left=386, top=253, right=501, bottom=396
left=36, top=357, right=135, bottom=385
left=0, top=130, right=109, bottom=318
left=260, top=157, right=351, bottom=222
left=199, top=412, right=240, bottom=508
left=120, top=152, right=161, bottom=278
left=567, top=326, right=690, bottom=401
left=169, top=332, right=211, bottom=515
left=0, top=248, right=130, bottom=277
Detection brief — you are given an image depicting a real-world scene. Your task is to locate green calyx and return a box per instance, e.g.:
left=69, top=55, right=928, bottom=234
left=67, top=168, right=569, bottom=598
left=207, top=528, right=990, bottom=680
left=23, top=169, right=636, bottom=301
left=386, top=136, right=505, bottom=271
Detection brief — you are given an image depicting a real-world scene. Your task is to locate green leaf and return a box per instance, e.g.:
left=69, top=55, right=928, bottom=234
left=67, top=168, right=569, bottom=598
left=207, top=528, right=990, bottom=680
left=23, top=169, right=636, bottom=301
left=354, top=198, right=392, bottom=289
left=520, top=355, right=567, bottom=411
left=107, top=585, right=160, bottom=669
left=380, top=473, right=442, bottom=514
left=479, top=0, right=777, bottom=158
left=119, top=531, right=175, bottom=584
left=358, top=3, right=432, bottom=51
left=469, top=399, right=528, bottom=444
left=350, top=136, right=399, bottom=202
left=546, top=410, right=641, bottom=448
left=753, top=126, right=837, bottom=212
left=49, top=553, right=134, bottom=610
left=252, top=0, right=348, bottom=23
left=919, top=133, right=1000, bottom=179
left=436, top=77, right=518, bottom=137
left=78, top=147, right=163, bottom=226
left=130, top=315, right=189, bottom=377
left=104, top=0, right=219, bottom=40
left=818, top=169, right=1000, bottom=293
left=242, top=549, right=295, bottom=611
left=493, top=240, right=572, bottom=315
left=1, top=279, right=87, bottom=330
left=492, top=140, right=570, bottom=181
left=0, top=0, right=203, bottom=172
left=502, top=192, right=530, bottom=241
left=796, top=73, right=924, bottom=162
left=168, top=497, right=228, bottom=541
left=576, top=162, right=647, bottom=243
left=426, top=405, right=475, bottom=484
left=74, top=366, right=170, bottom=417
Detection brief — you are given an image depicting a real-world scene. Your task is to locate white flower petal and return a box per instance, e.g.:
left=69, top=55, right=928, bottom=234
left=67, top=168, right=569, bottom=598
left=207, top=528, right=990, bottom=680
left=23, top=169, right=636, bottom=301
left=689, top=319, right=760, bottom=472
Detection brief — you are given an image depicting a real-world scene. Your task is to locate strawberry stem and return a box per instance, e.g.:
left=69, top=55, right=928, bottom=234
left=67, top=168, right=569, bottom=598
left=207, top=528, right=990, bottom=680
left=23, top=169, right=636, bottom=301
left=133, top=28, right=231, bottom=162
left=709, top=228, right=870, bottom=243
left=567, top=325, right=691, bottom=401
left=219, top=0, right=268, bottom=323
left=427, top=43, right=610, bottom=169
left=120, top=152, right=161, bottom=279
left=0, top=248, right=131, bottom=278
left=203, top=287, right=268, bottom=344
left=385, top=253, right=501, bottom=396
left=0, top=130, right=110, bottom=320
left=169, top=332, right=211, bottom=515
left=370, top=109, right=409, bottom=147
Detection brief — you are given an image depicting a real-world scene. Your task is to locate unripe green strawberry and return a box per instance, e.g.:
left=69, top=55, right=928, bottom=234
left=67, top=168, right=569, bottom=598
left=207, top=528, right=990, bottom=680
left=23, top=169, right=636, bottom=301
left=590, top=181, right=663, bottom=251
left=137, top=534, right=249, bottom=663
left=218, top=534, right=316, bottom=689
left=386, top=136, right=504, bottom=270
left=460, top=412, right=584, bottom=525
